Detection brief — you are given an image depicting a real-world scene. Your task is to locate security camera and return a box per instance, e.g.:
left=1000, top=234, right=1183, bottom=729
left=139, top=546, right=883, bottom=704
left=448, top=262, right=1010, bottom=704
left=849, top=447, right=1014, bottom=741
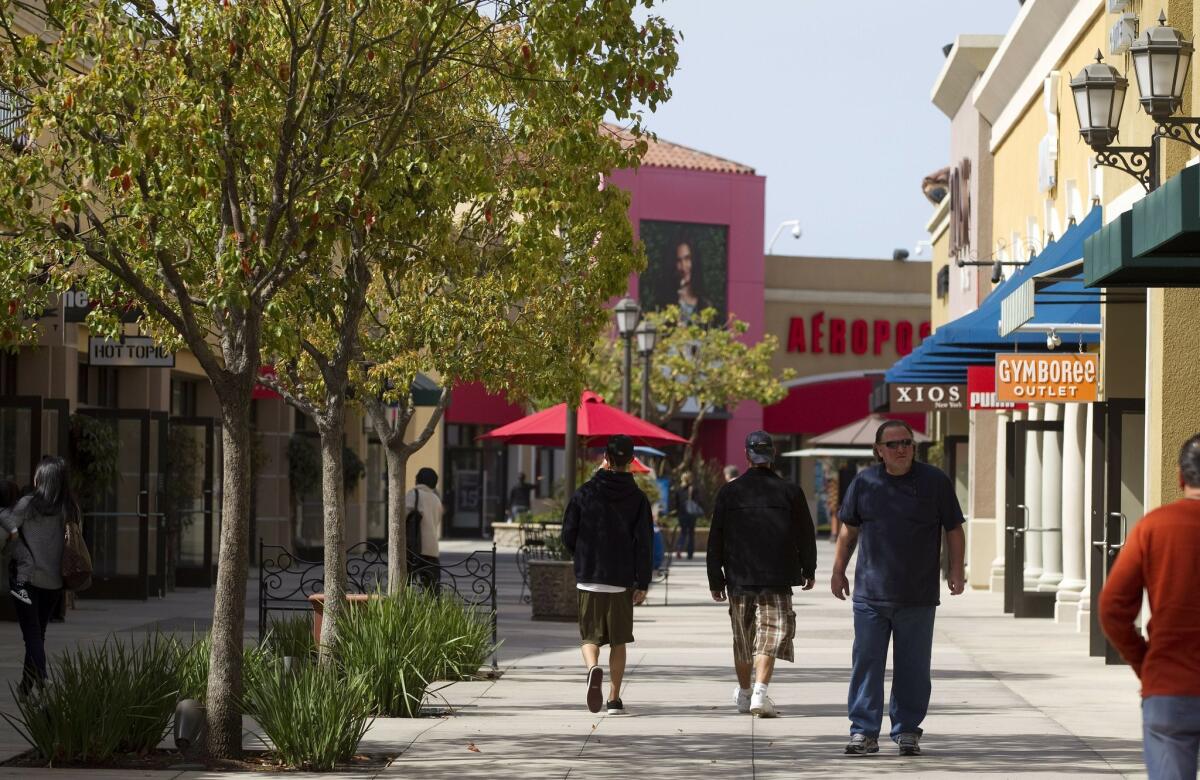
left=791, top=224, right=802, bottom=239
left=1046, top=330, right=1062, bottom=350
left=990, top=260, right=1003, bottom=284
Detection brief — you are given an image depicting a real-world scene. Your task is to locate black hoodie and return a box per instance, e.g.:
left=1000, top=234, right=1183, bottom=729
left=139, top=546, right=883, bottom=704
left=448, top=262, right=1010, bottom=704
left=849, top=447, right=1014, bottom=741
left=561, top=469, right=653, bottom=590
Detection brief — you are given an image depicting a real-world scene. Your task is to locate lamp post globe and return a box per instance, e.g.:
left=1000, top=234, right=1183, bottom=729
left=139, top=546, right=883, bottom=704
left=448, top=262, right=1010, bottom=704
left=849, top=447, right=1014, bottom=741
left=614, top=296, right=640, bottom=337
left=635, top=319, right=658, bottom=356
left=1070, top=51, right=1129, bottom=150
left=1130, top=11, right=1194, bottom=121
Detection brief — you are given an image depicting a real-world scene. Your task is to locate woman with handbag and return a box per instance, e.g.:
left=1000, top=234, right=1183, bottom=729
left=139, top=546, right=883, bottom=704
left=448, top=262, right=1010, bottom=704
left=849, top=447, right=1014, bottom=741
left=0, top=456, right=75, bottom=694
left=673, top=472, right=703, bottom=560
left=404, top=467, right=443, bottom=590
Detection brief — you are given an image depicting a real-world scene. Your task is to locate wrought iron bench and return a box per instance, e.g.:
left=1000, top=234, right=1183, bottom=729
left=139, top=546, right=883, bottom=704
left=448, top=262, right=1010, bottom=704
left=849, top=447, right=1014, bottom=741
left=258, top=540, right=498, bottom=669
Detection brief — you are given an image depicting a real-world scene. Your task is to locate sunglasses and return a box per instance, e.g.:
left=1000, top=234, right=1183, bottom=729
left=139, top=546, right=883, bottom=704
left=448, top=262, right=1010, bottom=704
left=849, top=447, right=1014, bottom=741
left=881, top=438, right=915, bottom=450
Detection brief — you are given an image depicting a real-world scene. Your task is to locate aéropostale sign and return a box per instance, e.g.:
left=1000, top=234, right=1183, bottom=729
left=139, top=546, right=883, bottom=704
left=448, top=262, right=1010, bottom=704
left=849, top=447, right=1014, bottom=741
left=888, top=383, right=966, bottom=412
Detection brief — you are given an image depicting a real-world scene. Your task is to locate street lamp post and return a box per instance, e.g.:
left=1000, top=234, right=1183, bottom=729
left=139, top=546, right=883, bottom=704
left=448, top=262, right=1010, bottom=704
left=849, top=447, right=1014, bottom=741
left=614, top=297, right=640, bottom=412
left=1069, top=15, right=1200, bottom=192
left=635, top=319, right=658, bottom=420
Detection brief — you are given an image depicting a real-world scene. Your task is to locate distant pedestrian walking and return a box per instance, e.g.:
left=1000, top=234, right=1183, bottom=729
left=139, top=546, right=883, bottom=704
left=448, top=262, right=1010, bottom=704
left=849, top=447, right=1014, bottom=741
left=707, top=430, right=816, bottom=718
left=831, top=420, right=965, bottom=757
left=561, top=434, right=652, bottom=716
left=673, top=471, right=702, bottom=559
left=405, top=468, right=443, bottom=590
left=0, top=456, right=72, bottom=695
left=1099, top=433, right=1200, bottom=780
left=509, top=472, right=535, bottom=520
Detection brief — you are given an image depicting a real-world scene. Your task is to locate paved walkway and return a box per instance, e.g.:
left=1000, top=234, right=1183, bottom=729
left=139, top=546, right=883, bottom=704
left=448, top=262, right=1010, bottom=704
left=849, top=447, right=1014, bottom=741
left=0, top=539, right=1149, bottom=778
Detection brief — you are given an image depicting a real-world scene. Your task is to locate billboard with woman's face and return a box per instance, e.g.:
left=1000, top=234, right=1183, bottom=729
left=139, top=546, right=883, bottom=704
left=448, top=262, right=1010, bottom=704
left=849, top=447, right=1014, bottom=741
left=639, top=220, right=727, bottom=324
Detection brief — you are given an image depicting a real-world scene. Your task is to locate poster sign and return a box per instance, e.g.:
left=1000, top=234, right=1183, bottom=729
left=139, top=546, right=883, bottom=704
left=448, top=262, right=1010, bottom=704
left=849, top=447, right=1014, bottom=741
left=888, top=383, right=966, bottom=412
left=88, top=336, right=175, bottom=367
left=638, top=220, right=727, bottom=325
left=995, top=354, right=1098, bottom=402
left=967, top=366, right=1028, bottom=411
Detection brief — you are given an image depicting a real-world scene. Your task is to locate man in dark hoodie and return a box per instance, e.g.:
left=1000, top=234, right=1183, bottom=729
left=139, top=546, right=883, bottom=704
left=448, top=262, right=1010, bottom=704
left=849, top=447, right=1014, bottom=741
left=708, top=430, right=817, bottom=718
left=561, top=434, right=653, bottom=716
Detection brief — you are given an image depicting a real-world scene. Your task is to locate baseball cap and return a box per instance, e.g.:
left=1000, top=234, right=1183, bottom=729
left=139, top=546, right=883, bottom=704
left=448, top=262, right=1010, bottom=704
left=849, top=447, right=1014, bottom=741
left=605, top=434, right=634, bottom=467
left=745, top=430, right=775, bottom=465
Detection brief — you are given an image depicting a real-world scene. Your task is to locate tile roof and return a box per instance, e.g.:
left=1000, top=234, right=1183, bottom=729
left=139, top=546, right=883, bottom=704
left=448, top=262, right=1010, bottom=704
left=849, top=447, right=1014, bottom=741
left=603, top=123, right=755, bottom=175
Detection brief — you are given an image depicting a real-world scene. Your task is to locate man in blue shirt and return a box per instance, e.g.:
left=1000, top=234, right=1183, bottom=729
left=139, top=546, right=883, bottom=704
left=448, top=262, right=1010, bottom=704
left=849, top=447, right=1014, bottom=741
left=831, top=419, right=965, bottom=757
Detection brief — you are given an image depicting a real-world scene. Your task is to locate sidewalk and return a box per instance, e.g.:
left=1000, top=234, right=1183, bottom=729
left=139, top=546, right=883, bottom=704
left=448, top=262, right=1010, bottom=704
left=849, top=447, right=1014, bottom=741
left=0, top=539, right=1148, bottom=778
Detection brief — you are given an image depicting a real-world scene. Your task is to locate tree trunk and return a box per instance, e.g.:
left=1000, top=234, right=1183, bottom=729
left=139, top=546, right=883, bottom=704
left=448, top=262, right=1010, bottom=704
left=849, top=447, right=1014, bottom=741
left=204, top=377, right=254, bottom=759
left=316, top=409, right=348, bottom=663
left=384, top=446, right=409, bottom=595
left=681, top=406, right=709, bottom=474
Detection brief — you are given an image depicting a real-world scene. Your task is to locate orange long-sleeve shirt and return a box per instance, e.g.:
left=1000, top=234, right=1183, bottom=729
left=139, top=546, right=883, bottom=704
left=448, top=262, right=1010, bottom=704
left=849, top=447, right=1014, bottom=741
left=1098, top=498, right=1200, bottom=697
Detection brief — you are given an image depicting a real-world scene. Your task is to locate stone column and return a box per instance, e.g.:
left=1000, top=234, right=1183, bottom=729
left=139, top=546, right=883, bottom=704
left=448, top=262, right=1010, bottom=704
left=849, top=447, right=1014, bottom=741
left=1038, top=404, right=1064, bottom=592
left=1078, top=402, right=1096, bottom=633
left=1023, top=405, right=1043, bottom=588
left=991, top=410, right=1010, bottom=593
left=1056, top=403, right=1087, bottom=623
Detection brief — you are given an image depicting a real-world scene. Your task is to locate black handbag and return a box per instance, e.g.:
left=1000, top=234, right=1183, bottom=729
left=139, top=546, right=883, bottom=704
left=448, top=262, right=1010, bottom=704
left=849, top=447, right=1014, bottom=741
left=405, top=489, right=422, bottom=554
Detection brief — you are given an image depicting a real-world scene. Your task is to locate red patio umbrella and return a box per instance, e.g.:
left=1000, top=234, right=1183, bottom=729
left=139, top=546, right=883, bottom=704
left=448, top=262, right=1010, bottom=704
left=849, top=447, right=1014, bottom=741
left=479, top=391, right=687, bottom=448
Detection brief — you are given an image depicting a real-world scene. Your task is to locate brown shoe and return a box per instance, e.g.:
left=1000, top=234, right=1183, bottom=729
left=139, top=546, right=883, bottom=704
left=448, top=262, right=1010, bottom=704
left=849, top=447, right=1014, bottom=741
left=586, top=666, right=603, bottom=713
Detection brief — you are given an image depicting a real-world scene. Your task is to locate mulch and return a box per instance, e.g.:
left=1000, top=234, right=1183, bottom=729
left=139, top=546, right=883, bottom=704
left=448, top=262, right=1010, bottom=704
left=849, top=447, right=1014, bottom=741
left=2, top=749, right=400, bottom=772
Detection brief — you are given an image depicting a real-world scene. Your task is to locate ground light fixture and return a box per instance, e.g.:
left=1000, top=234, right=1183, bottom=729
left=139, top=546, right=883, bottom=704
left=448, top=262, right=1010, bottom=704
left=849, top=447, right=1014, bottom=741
left=1069, top=13, right=1200, bottom=192
left=614, top=297, right=640, bottom=413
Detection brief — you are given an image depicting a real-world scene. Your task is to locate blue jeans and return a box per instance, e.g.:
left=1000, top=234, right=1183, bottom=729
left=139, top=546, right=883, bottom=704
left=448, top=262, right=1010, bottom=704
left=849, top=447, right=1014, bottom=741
left=848, top=600, right=936, bottom=740
left=1143, top=696, right=1200, bottom=779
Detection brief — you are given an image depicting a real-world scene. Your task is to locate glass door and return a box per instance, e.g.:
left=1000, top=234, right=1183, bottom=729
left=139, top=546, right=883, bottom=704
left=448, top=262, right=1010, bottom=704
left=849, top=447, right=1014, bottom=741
left=1089, top=399, right=1144, bottom=663
left=169, top=417, right=218, bottom=588
left=1004, top=417, right=1065, bottom=618
left=445, top=447, right=483, bottom=537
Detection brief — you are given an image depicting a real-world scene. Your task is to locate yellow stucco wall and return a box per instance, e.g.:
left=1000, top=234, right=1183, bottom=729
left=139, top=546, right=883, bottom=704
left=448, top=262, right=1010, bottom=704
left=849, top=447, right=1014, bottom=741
left=929, top=217, right=951, bottom=331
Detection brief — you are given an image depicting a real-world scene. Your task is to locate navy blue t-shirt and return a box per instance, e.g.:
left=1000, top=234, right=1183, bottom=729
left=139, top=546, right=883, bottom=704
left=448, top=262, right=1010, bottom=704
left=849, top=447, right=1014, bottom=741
left=838, top=461, right=965, bottom=607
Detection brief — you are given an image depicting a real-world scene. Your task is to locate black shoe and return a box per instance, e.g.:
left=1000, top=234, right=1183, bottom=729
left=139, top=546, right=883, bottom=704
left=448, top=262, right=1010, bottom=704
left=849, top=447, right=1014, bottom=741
left=606, top=698, right=627, bottom=715
left=10, top=587, right=31, bottom=606
left=897, top=732, right=921, bottom=756
left=586, top=666, right=603, bottom=713
left=845, top=734, right=879, bottom=755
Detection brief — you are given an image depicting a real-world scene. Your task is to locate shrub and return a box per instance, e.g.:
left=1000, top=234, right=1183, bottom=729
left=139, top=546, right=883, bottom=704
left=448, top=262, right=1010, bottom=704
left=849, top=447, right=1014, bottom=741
left=3, top=633, right=181, bottom=764
left=241, top=659, right=374, bottom=771
left=426, top=595, right=494, bottom=682
left=335, top=592, right=442, bottom=717
left=263, top=613, right=316, bottom=659
left=176, top=634, right=271, bottom=703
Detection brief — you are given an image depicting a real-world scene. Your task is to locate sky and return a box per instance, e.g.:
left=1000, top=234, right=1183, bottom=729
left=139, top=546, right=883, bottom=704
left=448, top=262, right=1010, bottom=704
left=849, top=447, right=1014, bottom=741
left=631, top=1, right=1020, bottom=260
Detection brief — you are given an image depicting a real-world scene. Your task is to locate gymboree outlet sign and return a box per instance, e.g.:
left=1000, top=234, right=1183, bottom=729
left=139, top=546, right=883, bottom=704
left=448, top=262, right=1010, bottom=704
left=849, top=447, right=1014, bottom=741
left=787, top=315, right=931, bottom=356
left=888, top=383, right=966, bottom=412
left=88, top=336, right=175, bottom=368
left=995, top=354, right=1099, bottom=402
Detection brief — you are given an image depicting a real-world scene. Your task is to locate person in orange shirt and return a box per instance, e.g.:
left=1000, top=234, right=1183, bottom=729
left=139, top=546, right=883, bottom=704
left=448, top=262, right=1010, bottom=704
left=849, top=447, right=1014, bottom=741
left=1099, top=433, right=1200, bottom=780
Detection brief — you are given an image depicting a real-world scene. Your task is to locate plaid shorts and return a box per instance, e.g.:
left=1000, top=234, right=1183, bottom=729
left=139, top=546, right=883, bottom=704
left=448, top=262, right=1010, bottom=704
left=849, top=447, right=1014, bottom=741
left=728, top=592, right=796, bottom=664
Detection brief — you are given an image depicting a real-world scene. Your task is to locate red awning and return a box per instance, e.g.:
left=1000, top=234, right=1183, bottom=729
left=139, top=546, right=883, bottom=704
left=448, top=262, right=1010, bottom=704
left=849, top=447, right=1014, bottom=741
left=764, top=377, right=925, bottom=436
left=444, top=382, right=526, bottom=427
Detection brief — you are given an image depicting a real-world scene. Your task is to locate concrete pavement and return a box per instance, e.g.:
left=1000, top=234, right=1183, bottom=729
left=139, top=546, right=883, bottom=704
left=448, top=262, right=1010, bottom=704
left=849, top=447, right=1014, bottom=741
left=0, top=539, right=1149, bottom=778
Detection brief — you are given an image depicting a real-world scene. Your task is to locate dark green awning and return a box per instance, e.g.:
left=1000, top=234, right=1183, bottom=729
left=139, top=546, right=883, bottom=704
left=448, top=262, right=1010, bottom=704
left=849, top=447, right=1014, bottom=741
left=1085, top=165, right=1200, bottom=287
left=411, top=373, right=444, bottom=407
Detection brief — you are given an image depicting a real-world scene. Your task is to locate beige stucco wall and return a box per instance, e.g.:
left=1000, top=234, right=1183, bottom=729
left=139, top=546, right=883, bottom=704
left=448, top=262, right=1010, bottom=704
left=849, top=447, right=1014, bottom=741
left=765, top=255, right=931, bottom=381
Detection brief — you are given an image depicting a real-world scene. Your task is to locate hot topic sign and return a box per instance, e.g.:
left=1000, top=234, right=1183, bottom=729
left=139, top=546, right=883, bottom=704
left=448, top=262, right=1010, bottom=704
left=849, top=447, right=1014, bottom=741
left=89, top=336, right=175, bottom=368
left=995, top=354, right=1098, bottom=403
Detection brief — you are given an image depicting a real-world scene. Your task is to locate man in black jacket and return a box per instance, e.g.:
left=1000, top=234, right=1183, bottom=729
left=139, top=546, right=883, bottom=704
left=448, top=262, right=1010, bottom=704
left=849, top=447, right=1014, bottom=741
left=561, top=434, right=652, bottom=716
left=708, top=430, right=817, bottom=718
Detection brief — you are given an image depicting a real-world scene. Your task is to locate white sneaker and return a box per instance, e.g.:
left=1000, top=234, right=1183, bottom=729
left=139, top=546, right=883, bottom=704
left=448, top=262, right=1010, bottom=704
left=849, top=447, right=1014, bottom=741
left=749, top=690, right=777, bottom=718
left=733, top=686, right=751, bottom=714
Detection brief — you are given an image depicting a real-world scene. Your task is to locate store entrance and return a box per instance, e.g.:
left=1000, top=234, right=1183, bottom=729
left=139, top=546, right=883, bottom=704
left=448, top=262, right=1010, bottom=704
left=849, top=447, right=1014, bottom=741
left=1004, top=416, right=1065, bottom=618
left=444, top=443, right=506, bottom=539
left=76, top=409, right=168, bottom=600
left=1088, top=399, right=1144, bottom=664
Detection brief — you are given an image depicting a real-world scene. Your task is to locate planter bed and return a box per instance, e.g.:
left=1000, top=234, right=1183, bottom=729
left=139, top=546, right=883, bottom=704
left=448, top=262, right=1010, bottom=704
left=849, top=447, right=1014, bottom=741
left=2, top=748, right=400, bottom=772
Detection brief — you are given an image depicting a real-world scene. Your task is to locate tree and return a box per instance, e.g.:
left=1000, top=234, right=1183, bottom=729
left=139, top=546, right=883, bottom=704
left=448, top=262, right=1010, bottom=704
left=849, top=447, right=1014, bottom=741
left=0, top=0, right=675, bottom=756
left=583, top=306, right=795, bottom=470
